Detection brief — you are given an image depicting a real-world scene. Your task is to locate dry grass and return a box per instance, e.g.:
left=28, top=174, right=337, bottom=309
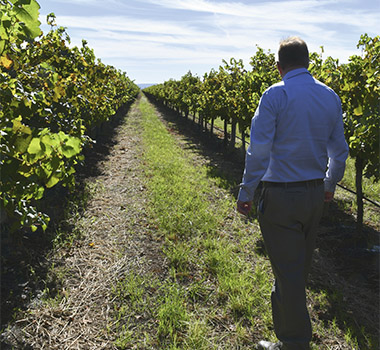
left=1, top=96, right=166, bottom=349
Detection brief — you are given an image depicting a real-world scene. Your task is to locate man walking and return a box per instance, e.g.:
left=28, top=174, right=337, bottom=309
left=237, top=37, right=349, bottom=350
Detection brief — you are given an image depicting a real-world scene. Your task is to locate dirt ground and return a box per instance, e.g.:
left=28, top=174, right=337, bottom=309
left=1, top=96, right=164, bottom=349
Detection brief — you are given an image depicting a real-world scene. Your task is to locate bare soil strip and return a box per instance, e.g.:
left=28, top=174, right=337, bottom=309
left=2, top=95, right=166, bottom=349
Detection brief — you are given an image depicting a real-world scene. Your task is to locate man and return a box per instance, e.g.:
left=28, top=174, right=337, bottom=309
left=237, top=37, right=349, bottom=350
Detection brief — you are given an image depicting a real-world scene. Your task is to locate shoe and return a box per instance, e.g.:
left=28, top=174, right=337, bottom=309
left=257, top=340, right=282, bottom=349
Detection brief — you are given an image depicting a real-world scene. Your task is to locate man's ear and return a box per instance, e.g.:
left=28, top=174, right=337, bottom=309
left=276, top=61, right=283, bottom=77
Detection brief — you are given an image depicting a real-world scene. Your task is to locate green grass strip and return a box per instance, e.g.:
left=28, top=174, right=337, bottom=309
left=140, top=101, right=225, bottom=239
left=137, top=97, right=274, bottom=348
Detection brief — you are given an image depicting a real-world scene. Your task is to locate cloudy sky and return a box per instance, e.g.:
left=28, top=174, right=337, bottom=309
left=37, top=0, right=380, bottom=84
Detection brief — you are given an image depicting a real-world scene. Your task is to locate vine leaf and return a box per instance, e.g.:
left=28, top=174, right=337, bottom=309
left=11, top=0, right=42, bottom=39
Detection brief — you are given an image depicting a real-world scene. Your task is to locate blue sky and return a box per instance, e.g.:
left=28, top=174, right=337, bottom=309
left=37, top=0, right=380, bottom=84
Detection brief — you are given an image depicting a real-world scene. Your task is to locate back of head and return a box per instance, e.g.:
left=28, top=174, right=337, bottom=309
left=278, top=36, right=309, bottom=71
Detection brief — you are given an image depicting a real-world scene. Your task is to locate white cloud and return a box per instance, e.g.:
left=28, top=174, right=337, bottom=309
left=53, top=15, right=195, bottom=36
left=39, top=0, right=380, bottom=82
left=141, top=0, right=378, bottom=28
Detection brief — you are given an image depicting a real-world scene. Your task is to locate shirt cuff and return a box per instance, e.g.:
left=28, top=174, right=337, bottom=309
left=324, top=179, right=336, bottom=193
left=238, top=185, right=254, bottom=202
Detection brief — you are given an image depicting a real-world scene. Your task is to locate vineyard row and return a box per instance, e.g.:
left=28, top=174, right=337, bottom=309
left=0, top=1, right=140, bottom=232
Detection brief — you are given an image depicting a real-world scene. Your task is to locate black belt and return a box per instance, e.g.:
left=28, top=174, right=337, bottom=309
left=262, top=179, right=324, bottom=188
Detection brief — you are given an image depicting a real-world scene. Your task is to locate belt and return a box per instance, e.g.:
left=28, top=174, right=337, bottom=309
left=262, top=179, right=324, bottom=188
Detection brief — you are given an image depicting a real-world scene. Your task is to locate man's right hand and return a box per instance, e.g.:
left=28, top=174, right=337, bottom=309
left=324, top=191, right=334, bottom=202
left=237, top=200, right=253, bottom=216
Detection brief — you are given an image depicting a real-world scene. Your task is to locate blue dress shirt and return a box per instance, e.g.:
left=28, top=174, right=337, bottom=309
left=238, top=68, right=349, bottom=202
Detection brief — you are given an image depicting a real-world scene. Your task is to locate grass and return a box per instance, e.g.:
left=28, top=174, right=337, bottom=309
left=157, top=281, right=190, bottom=342
left=111, top=96, right=378, bottom=349
left=331, top=156, right=380, bottom=234
left=341, top=156, right=380, bottom=203
left=111, top=97, right=274, bottom=348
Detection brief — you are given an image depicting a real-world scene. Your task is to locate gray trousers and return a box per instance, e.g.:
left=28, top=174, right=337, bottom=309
left=258, top=181, right=325, bottom=350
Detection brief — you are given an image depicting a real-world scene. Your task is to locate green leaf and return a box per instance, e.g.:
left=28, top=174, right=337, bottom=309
left=61, top=145, right=77, bottom=158
left=27, top=137, right=45, bottom=161
left=35, top=186, right=45, bottom=200
left=45, top=173, right=61, bottom=188
left=40, top=134, right=57, bottom=156
left=27, top=137, right=42, bottom=154
left=61, top=136, right=81, bottom=158
left=41, top=155, right=61, bottom=178
left=0, top=40, right=5, bottom=55
left=11, top=0, right=42, bottom=39
left=14, top=134, right=32, bottom=153
left=13, top=116, right=32, bottom=135
left=353, top=105, right=363, bottom=116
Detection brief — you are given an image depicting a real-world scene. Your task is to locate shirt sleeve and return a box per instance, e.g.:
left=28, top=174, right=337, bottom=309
left=324, top=105, right=349, bottom=193
left=238, top=91, right=276, bottom=202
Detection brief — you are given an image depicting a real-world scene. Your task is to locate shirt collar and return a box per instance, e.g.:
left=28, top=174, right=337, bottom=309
left=283, top=67, right=311, bottom=80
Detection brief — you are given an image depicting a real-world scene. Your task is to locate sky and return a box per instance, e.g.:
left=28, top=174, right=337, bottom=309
left=36, top=0, right=380, bottom=84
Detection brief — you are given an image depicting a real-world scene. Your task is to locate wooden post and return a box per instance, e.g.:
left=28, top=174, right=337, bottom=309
left=355, top=156, right=364, bottom=233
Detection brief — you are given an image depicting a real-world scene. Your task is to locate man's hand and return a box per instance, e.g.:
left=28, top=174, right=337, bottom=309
left=324, top=191, right=334, bottom=202
left=237, top=200, right=253, bottom=216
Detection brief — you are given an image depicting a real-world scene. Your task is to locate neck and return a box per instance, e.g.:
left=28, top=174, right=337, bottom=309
left=277, top=64, right=306, bottom=78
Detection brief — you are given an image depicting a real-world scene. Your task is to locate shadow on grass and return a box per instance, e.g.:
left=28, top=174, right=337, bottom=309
left=0, top=100, right=136, bottom=337
left=145, top=96, right=246, bottom=197
left=147, top=95, right=380, bottom=349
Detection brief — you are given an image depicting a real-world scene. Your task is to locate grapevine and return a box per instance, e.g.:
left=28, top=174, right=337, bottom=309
left=0, top=1, right=139, bottom=231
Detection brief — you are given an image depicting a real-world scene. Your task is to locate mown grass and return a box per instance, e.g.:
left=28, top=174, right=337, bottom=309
left=338, top=156, right=380, bottom=230
left=141, top=96, right=275, bottom=348
left=111, top=96, right=378, bottom=349
left=341, top=156, right=380, bottom=203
